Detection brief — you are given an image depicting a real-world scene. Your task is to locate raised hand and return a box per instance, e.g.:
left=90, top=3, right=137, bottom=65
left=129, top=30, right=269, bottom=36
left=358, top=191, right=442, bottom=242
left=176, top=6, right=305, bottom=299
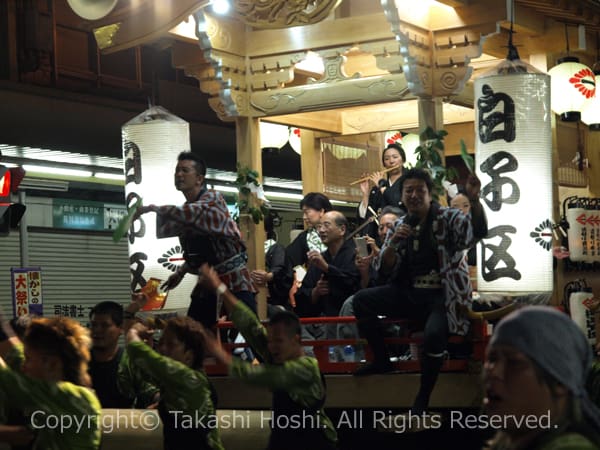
left=197, top=263, right=222, bottom=291
left=307, top=250, right=327, bottom=271
left=126, top=321, right=153, bottom=344
left=161, top=270, right=185, bottom=291
left=370, top=171, right=385, bottom=187
left=130, top=292, right=148, bottom=310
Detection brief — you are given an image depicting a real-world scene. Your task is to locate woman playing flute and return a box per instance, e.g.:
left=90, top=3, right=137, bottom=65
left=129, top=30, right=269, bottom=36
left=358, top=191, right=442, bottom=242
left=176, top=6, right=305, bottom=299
left=357, top=143, right=407, bottom=238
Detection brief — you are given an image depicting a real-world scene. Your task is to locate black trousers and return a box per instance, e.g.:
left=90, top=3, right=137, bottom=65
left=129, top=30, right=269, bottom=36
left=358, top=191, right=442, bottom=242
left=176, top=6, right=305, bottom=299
left=352, top=282, right=448, bottom=357
left=353, top=282, right=448, bottom=412
left=188, top=284, right=256, bottom=329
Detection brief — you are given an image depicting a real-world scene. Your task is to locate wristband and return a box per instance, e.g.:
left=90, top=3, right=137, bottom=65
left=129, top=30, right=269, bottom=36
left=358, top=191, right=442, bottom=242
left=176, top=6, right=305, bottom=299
left=378, top=179, right=388, bottom=189
left=216, top=283, right=227, bottom=296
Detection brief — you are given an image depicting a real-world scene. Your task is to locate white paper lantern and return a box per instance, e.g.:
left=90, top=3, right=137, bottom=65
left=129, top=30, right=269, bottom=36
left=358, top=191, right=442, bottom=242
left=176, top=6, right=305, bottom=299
left=581, top=71, right=600, bottom=130
left=122, top=106, right=197, bottom=309
left=474, top=60, right=553, bottom=294
left=548, top=57, right=595, bottom=121
left=260, top=122, right=290, bottom=151
left=67, top=0, right=117, bottom=20
left=565, top=198, right=600, bottom=263
left=401, top=133, right=420, bottom=166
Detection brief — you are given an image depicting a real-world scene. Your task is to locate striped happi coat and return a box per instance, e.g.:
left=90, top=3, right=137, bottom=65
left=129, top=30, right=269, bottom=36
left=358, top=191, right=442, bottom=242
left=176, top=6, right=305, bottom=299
left=378, top=203, right=485, bottom=336
left=154, top=187, right=255, bottom=293
left=431, top=206, right=479, bottom=336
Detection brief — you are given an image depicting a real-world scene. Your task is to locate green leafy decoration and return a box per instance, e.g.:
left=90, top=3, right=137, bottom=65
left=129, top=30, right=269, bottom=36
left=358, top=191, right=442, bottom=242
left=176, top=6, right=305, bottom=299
left=233, top=164, right=267, bottom=224
left=412, top=127, right=458, bottom=202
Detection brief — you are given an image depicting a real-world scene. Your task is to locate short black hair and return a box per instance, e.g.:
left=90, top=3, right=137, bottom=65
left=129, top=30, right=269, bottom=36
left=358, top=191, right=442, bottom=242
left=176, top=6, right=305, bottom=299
left=300, top=192, right=332, bottom=212
left=268, top=310, right=301, bottom=338
left=177, top=151, right=207, bottom=177
left=382, top=143, right=406, bottom=165
left=447, top=187, right=470, bottom=205
left=89, top=301, right=124, bottom=327
left=398, top=168, right=434, bottom=195
left=380, top=206, right=404, bottom=217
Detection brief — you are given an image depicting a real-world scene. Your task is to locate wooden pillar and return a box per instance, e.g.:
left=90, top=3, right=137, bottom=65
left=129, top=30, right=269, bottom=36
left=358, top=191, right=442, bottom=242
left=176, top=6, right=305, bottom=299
left=586, top=130, right=600, bottom=196
left=417, top=96, right=447, bottom=183
left=538, top=51, right=562, bottom=305
left=417, top=97, right=444, bottom=133
left=551, top=114, right=562, bottom=306
left=235, top=117, right=267, bottom=320
left=300, top=129, right=324, bottom=194
left=580, top=127, right=600, bottom=325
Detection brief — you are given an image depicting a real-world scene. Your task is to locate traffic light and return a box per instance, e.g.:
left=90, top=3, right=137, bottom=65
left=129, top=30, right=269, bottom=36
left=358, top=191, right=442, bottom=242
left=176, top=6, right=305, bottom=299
left=0, top=165, right=26, bottom=236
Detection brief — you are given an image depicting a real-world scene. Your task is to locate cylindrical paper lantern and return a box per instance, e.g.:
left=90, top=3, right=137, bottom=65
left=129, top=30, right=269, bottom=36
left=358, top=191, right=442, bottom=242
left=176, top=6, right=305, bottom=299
left=565, top=199, right=587, bottom=262
left=475, top=60, right=553, bottom=294
left=568, top=288, right=597, bottom=345
left=593, top=199, right=600, bottom=262
left=564, top=196, right=600, bottom=263
left=580, top=198, right=600, bottom=263
left=122, top=106, right=196, bottom=309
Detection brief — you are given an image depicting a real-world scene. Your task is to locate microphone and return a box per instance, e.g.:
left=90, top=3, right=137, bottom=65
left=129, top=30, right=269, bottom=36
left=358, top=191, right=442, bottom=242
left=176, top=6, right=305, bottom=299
left=390, top=214, right=419, bottom=252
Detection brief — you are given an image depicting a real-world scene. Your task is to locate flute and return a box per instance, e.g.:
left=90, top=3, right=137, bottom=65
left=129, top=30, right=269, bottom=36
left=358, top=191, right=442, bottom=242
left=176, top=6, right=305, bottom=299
left=345, top=215, right=377, bottom=241
left=349, top=165, right=401, bottom=185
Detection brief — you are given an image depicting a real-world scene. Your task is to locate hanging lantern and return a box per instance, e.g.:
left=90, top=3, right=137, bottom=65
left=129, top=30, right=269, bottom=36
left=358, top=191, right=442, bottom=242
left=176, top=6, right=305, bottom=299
left=122, top=106, right=197, bottom=310
left=400, top=133, right=420, bottom=166
left=474, top=56, right=553, bottom=294
left=549, top=56, right=595, bottom=122
left=289, top=127, right=302, bottom=154
left=581, top=69, right=600, bottom=130
left=260, top=122, right=290, bottom=151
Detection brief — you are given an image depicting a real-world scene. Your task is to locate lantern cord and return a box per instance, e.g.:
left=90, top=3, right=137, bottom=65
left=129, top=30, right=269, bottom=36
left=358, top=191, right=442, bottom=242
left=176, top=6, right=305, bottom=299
left=595, top=32, right=599, bottom=72
left=506, top=0, right=520, bottom=61
left=564, top=23, right=570, bottom=55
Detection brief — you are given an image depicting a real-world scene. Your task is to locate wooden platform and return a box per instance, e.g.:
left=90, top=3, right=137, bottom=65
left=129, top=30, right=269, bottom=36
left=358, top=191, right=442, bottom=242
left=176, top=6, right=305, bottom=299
left=211, top=372, right=484, bottom=410
left=207, top=316, right=488, bottom=410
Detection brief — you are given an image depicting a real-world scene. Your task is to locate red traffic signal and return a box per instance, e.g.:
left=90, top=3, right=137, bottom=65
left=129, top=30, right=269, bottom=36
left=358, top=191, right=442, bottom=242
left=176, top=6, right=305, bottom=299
left=0, top=166, right=25, bottom=198
left=0, top=165, right=26, bottom=236
left=0, top=166, right=10, bottom=198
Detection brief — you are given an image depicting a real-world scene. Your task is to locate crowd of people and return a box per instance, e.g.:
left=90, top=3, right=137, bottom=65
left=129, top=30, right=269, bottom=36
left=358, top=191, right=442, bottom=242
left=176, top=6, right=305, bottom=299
left=1, top=149, right=599, bottom=450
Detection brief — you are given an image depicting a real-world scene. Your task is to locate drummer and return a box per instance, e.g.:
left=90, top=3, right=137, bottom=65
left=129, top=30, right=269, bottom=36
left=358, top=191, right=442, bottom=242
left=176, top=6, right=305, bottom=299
left=357, top=142, right=407, bottom=238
